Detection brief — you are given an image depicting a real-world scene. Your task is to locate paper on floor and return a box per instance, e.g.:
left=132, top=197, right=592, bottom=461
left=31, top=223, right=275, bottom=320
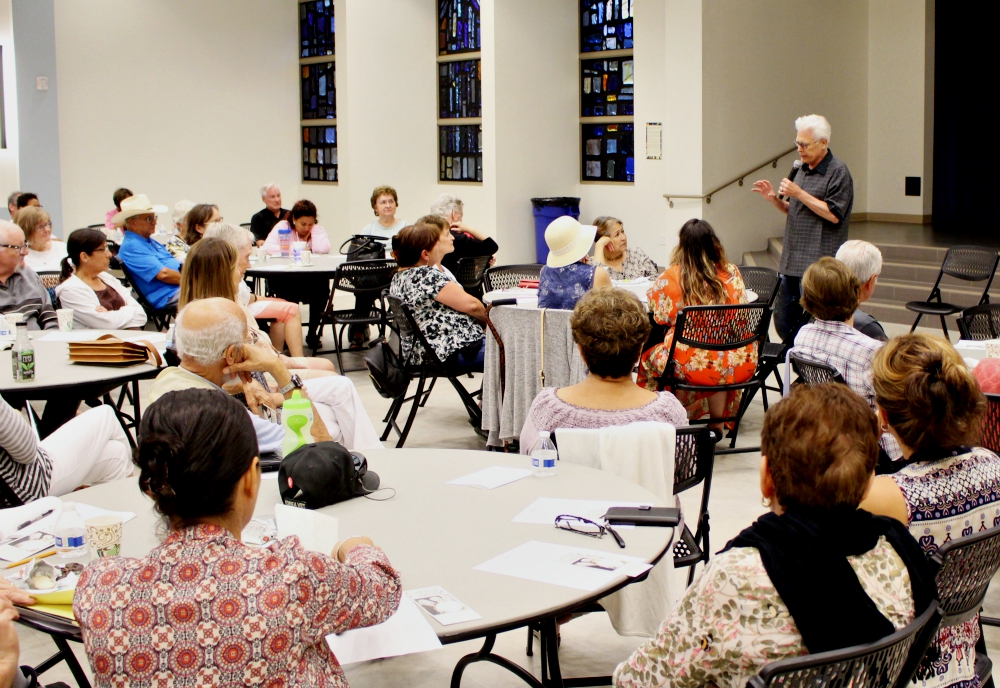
left=474, top=540, right=652, bottom=591
left=406, top=587, right=482, bottom=626
left=326, top=595, right=442, bottom=665
left=275, top=503, right=339, bottom=555
left=511, top=498, right=649, bottom=525
left=446, top=466, right=533, bottom=490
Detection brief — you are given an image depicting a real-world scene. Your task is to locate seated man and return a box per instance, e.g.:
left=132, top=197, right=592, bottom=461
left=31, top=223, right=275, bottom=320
left=428, top=194, right=498, bottom=276
left=114, top=194, right=181, bottom=310
left=249, top=182, right=287, bottom=247
left=6, top=191, right=20, bottom=221
left=836, top=239, right=888, bottom=341
left=792, top=257, right=901, bottom=461
left=0, top=221, right=57, bottom=329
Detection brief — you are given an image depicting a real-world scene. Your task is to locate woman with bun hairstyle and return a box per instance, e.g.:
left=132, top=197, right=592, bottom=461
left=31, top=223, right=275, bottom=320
left=861, top=333, right=1000, bottom=688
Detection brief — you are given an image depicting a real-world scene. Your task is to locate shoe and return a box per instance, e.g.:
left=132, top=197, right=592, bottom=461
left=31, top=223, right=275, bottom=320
left=306, top=336, right=322, bottom=351
left=348, top=334, right=368, bottom=351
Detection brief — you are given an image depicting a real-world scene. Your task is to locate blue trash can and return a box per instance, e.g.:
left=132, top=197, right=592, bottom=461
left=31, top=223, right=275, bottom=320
left=531, top=197, right=581, bottom=264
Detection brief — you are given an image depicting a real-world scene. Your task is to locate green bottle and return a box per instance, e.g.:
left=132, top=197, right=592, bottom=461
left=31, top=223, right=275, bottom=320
left=281, top=390, right=314, bottom=455
left=12, top=317, right=34, bottom=382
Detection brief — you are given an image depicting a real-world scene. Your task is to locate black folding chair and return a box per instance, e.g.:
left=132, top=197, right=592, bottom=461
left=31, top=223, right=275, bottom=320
left=379, top=295, right=482, bottom=447
left=483, top=263, right=542, bottom=293
left=117, top=261, right=176, bottom=331
left=789, top=351, right=847, bottom=386
left=739, top=266, right=780, bottom=310
left=958, top=303, right=1000, bottom=341
left=906, top=246, right=999, bottom=337
left=15, top=607, right=91, bottom=688
left=747, top=601, right=940, bottom=688
left=453, top=255, right=493, bottom=298
left=656, top=303, right=770, bottom=454
left=315, top=259, right=396, bottom=373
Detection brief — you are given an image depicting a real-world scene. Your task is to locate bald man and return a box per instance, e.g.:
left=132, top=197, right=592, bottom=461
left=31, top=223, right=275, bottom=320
left=0, top=221, right=58, bottom=329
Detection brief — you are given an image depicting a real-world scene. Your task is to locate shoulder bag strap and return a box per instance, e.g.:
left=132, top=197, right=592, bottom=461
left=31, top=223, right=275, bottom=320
left=539, top=308, right=547, bottom=388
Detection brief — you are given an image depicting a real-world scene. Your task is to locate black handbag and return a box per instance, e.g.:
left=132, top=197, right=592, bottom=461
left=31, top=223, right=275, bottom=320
left=340, top=235, right=387, bottom=262
left=364, top=337, right=411, bottom=399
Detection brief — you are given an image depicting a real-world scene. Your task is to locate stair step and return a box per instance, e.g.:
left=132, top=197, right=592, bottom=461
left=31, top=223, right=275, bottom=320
left=742, top=250, right=779, bottom=271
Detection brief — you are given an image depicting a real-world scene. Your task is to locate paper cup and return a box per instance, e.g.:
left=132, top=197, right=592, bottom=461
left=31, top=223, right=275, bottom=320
left=986, top=340, right=1000, bottom=359
left=301, top=249, right=312, bottom=266
left=85, top=515, right=123, bottom=558
left=56, top=309, right=74, bottom=331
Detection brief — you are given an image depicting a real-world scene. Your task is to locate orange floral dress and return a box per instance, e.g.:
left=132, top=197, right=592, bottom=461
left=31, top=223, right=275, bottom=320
left=637, top=263, right=758, bottom=423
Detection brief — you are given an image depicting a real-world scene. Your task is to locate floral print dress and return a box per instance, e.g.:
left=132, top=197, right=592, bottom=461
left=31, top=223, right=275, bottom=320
left=637, top=263, right=757, bottom=422
left=602, top=247, right=659, bottom=281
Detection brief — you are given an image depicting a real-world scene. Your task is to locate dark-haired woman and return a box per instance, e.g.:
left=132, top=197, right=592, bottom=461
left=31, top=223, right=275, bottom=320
left=104, top=187, right=132, bottom=233
left=637, top=219, right=755, bottom=430
left=74, top=388, right=401, bottom=687
left=181, top=203, right=220, bottom=246
left=263, top=199, right=331, bottom=255
left=861, top=333, right=1000, bottom=688
left=520, top=288, right=686, bottom=450
left=55, top=228, right=146, bottom=329
left=389, top=223, right=486, bottom=371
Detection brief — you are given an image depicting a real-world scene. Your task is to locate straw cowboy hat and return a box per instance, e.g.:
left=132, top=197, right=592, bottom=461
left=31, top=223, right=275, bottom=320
left=544, top=216, right=596, bottom=268
left=111, top=194, right=169, bottom=224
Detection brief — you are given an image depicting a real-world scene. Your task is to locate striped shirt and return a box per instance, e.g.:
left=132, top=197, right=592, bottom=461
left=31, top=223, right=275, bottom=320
left=0, top=267, right=58, bottom=330
left=0, top=398, right=53, bottom=503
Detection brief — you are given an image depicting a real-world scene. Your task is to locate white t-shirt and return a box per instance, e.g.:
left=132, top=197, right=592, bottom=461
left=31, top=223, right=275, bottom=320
left=359, top=218, right=408, bottom=242
left=25, top=242, right=69, bottom=273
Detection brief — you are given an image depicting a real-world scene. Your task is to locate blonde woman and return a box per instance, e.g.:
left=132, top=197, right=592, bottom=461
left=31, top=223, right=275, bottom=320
left=17, top=206, right=66, bottom=272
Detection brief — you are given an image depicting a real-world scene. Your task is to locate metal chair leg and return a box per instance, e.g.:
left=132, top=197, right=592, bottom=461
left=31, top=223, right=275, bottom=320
left=334, top=322, right=346, bottom=374
left=396, top=376, right=427, bottom=448
left=419, top=378, right=438, bottom=407
left=940, top=315, right=950, bottom=338
left=381, top=396, right=405, bottom=441
left=910, top=313, right=923, bottom=333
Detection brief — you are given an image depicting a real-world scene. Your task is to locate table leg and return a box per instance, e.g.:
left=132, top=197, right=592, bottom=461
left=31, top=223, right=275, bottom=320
left=450, top=634, right=546, bottom=688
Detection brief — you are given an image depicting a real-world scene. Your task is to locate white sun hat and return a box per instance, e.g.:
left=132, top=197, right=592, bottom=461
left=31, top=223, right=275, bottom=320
left=544, top=216, right=596, bottom=268
left=110, top=194, right=169, bottom=224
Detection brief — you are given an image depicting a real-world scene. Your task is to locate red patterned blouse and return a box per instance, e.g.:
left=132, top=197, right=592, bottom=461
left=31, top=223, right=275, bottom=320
left=73, top=523, right=401, bottom=688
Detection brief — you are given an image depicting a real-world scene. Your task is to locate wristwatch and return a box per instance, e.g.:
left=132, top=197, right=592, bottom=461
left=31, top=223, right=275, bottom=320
left=278, top=374, right=304, bottom=395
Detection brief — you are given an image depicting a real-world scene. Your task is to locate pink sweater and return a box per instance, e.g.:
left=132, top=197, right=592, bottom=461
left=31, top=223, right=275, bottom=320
left=263, top=221, right=332, bottom=255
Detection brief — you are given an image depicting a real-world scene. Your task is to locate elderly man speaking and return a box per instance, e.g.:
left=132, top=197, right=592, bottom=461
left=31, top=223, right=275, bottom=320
left=753, top=114, right=854, bottom=340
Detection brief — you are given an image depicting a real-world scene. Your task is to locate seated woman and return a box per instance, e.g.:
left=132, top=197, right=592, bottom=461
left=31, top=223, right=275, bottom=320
left=262, top=199, right=331, bottom=255
left=55, top=228, right=147, bottom=330
left=74, top=388, right=400, bottom=686
left=861, top=333, right=1000, bottom=687
left=614, top=383, right=936, bottom=688
left=17, top=206, right=67, bottom=273
left=181, top=203, right=220, bottom=247
left=179, top=237, right=334, bottom=374
left=389, top=223, right=486, bottom=371
left=104, top=187, right=133, bottom=235
left=430, top=193, right=499, bottom=275
left=638, top=219, right=755, bottom=433
left=1, top=396, right=131, bottom=502
left=591, top=216, right=658, bottom=281
left=537, top=216, right=611, bottom=310
left=360, top=185, right=408, bottom=243
left=520, top=288, right=686, bottom=450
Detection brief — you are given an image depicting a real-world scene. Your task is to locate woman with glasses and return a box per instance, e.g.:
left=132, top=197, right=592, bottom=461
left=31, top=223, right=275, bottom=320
left=16, top=206, right=66, bottom=273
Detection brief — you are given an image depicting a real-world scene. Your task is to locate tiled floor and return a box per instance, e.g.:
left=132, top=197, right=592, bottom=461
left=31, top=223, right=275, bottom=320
left=15, top=318, right=1000, bottom=687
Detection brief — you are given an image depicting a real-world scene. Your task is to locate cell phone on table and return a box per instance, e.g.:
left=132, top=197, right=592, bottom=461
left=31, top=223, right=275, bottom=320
left=603, top=506, right=681, bottom=527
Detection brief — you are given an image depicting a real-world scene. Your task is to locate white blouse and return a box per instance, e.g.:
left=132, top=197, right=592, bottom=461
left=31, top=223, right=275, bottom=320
left=24, top=241, right=69, bottom=273
left=54, top=272, right=147, bottom=330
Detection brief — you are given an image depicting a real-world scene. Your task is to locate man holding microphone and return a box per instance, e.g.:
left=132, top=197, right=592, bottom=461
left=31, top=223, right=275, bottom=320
left=753, top=114, right=854, bottom=339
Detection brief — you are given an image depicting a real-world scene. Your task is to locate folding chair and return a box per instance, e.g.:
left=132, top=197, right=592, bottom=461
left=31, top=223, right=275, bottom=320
left=483, top=263, right=542, bottom=293
left=15, top=607, right=92, bottom=688
left=739, top=266, right=780, bottom=310
left=958, top=303, right=1000, bottom=341
left=906, top=246, right=999, bottom=337
left=453, top=255, right=493, bottom=298
left=789, top=351, right=848, bottom=386
left=116, top=261, right=176, bottom=331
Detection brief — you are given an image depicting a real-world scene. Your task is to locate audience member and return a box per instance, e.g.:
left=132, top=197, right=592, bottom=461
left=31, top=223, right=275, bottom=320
left=1, top=396, right=132, bottom=503
left=262, top=200, right=331, bottom=349
left=615, top=383, right=936, bottom=687
left=250, top=182, right=287, bottom=246
left=114, top=194, right=181, bottom=310
left=1, top=578, right=38, bottom=688
left=429, top=194, right=498, bottom=275
left=74, top=388, right=400, bottom=686
left=5, top=192, right=20, bottom=221
left=414, top=215, right=459, bottom=281
left=835, top=239, right=888, bottom=341
left=13, top=194, right=38, bottom=213
left=390, top=223, right=486, bottom=371
left=104, top=187, right=133, bottom=233
left=537, top=216, right=611, bottom=310
left=180, top=235, right=334, bottom=372
left=520, top=288, right=686, bottom=450
left=55, top=228, right=146, bottom=329
left=360, top=185, right=408, bottom=242
left=861, top=333, right=1000, bottom=687
left=0, top=221, right=57, bottom=329
left=181, top=203, right=220, bottom=246
left=792, top=257, right=901, bottom=460
left=171, top=199, right=194, bottom=235
left=637, top=219, right=754, bottom=435
left=16, top=207, right=66, bottom=273
left=591, top=216, right=658, bottom=280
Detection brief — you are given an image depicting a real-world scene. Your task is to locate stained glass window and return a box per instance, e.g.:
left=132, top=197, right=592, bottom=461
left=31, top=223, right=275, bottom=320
left=301, top=62, right=336, bottom=120
left=303, top=126, right=338, bottom=182
left=439, top=0, right=481, bottom=55
left=300, top=1, right=335, bottom=58
left=581, top=58, right=633, bottom=117
left=439, top=60, right=481, bottom=119
left=440, top=125, right=482, bottom=182
left=580, top=0, right=633, bottom=53
left=582, top=123, right=634, bottom=182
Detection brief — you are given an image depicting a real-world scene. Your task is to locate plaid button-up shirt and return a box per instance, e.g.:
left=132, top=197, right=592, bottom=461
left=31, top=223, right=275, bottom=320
left=792, top=319, right=902, bottom=460
left=779, top=150, right=854, bottom=277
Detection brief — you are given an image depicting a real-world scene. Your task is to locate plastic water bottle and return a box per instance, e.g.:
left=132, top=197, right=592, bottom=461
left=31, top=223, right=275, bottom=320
left=530, top=431, right=558, bottom=478
left=278, top=225, right=292, bottom=257
left=11, top=317, right=35, bottom=382
left=53, top=503, right=90, bottom=564
left=281, top=390, right=314, bottom=456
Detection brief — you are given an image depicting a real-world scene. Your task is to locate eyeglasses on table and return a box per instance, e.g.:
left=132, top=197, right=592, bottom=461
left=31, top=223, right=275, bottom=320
left=554, top=514, right=626, bottom=549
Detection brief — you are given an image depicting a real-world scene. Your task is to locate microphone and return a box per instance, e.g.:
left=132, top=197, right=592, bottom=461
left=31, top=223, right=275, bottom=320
left=778, top=160, right=803, bottom=201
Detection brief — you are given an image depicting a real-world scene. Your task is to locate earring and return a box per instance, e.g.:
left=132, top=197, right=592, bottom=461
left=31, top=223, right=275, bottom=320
left=761, top=497, right=772, bottom=508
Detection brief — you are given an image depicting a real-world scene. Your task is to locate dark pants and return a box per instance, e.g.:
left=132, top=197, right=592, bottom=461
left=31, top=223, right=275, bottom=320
left=267, top=275, right=330, bottom=346
left=774, top=274, right=804, bottom=342
left=448, top=338, right=486, bottom=374
left=37, top=398, right=82, bottom=438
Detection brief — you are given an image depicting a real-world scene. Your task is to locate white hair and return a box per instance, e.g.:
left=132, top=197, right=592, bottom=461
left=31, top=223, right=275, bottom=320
left=430, top=193, right=463, bottom=219
left=260, top=183, right=281, bottom=198
left=203, top=221, right=252, bottom=249
left=835, top=240, right=883, bottom=283
left=794, top=114, right=831, bottom=143
left=174, top=304, right=246, bottom=367
left=173, top=200, right=195, bottom=226
left=0, top=219, right=20, bottom=241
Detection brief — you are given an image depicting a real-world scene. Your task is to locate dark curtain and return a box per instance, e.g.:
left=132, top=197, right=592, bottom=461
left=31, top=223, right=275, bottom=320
left=933, top=6, right=1000, bottom=227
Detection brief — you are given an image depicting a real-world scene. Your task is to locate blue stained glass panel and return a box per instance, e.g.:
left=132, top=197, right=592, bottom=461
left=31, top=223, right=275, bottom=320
left=439, top=0, right=481, bottom=55
left=580, top=58, right=633, bottom=117
left=582, top=123, right=634, bottom=182
left=300, top=1, right=335, bottom=58
left=302, top=125, right=338, bottom=182
left=439, top=124, right=482, bottom=182
left=580, top=0, right=633, bottom=53
left=301, top=62, right=336, bottom=120
left=439, top=60, right=481, bottom=119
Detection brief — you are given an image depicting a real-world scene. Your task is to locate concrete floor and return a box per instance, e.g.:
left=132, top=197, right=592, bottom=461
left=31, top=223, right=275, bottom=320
left=14, top=318, right=1000, bottom=687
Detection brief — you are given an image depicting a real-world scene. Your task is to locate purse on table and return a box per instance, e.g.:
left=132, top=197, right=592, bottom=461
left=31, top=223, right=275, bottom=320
left=69, top=334, right=164, bottom=367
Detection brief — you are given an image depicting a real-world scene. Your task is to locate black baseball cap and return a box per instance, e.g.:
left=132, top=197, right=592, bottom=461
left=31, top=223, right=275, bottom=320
left=278, top=442, right=379, bottom=509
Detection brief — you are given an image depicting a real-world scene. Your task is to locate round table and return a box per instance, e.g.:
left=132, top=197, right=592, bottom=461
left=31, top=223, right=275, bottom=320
left=245, top=253, right=346, bottom=278
left=69, top=448, right=672, bottom=686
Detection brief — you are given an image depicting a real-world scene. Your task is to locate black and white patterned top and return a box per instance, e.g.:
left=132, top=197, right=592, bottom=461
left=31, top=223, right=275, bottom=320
left=1, top=397, right=53, bottom=503
left=602, top=246, right=659, bottom=281
left=389, top=266, right=484, bottom=365
left=778, top=150, right=854, bottom=277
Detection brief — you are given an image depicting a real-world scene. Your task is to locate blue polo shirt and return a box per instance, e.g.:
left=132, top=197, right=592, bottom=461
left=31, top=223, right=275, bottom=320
left=118, top=231, right=181, bottom=309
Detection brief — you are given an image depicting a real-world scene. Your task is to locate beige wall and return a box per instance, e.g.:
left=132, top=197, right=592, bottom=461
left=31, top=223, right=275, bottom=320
left=0, top=0, right=19, bottom=210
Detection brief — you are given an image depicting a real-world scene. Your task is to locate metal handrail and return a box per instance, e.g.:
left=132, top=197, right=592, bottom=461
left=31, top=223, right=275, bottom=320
left=664, top=146, right=798, bottom=208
